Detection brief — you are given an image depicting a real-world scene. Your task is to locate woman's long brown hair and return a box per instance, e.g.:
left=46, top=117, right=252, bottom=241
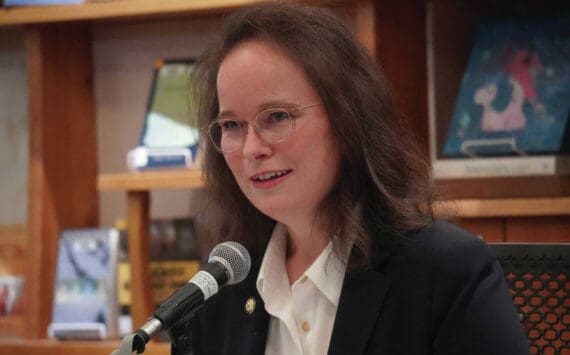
left=192, top=2, right=434, bottom=267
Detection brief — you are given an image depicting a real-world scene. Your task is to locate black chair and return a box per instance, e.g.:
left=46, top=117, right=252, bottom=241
left=489, top=243, right=570, bottom=355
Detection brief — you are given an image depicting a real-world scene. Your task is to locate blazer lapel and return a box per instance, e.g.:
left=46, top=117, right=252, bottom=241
left=231, top=262, right=269, bottom=355
left=327, top=268, right=391, bottom=355
left=233, top=290, right=269, bottom=355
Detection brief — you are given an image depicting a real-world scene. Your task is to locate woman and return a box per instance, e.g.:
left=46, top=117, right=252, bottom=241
left=171, top=3, right=529, bottom=354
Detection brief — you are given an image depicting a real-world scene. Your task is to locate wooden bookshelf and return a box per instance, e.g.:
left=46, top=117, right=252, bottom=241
left=98, top=170, right=206, bottom=331
left=0, top=316, right=25, bottom=339
left=1, top=0, right=568, bottom=353
left=99, top=170, right=570, bottom=219
left=0, top=225, right=27, bottom=271
left=0, top=339, right=170, bottom=355
left=0, top=225, right=26, bottom=338
left=0, top=1, right=374, bottom=347
left=0, top=0, right=281, bottom=25
left=434, top=197, right=570, bottom=218
left=98, top=170, right=204, bottom=191
left=0, top=0, right=352, bottom=26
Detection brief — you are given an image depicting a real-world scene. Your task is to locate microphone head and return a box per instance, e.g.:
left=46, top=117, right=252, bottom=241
left=208, top=241, right=251, bottom=285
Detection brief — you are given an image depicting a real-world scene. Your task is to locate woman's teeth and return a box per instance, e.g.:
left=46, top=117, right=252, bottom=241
left=254, top=170, right=290, bottom=181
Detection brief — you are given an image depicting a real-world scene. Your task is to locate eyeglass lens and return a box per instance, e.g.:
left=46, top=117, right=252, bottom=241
left=209, top=108, right=294, bottom=152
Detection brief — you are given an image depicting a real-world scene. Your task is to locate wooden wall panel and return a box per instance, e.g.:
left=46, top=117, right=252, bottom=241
left=0, top=225, right=26, bottom=338
left=0, top=225, right=26, bottom=275
left=126, top=191, right=154, bottom=330
left=375, top=0, right=429, bottom=153
left=26, top=23, right=98, bottom=339
left=505, top=216, right=570, bottom=243
left=450, top=216, right=570, bottom=243
left=453, top=218, right=505, bottom=242
left=0, top=340, right=169, bottom=355
left=354, top=0, right=376, bottom=58
left=436, top=176, right=570, bottom=200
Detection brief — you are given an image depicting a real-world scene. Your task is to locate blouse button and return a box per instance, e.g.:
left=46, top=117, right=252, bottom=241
left=301, top=321, right=310, bottom=332
left=300, top=275, right=308, bottom=284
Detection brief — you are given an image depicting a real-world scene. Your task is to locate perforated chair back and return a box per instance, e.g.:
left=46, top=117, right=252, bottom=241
left=489, top=243, right=570, bottom=355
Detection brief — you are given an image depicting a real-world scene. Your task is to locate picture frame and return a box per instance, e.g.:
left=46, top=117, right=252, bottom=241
left=127, top=58, right=200, bottom=171
left=48, top=228, right=119, bottom=340
left=443, top=17, right=570, bottom=159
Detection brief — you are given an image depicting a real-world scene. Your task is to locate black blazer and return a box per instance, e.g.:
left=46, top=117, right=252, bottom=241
left=170, top=221, right=529, bottom=355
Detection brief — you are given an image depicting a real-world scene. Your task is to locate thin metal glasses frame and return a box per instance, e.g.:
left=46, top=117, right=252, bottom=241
left=206, top=103, right=323, bottom=153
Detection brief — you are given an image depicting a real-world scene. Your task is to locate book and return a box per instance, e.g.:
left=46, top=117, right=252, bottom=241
left=149, top=218, right=201, bottom=261
left=115, top=218, right=201, bottom=337
left=117, top=260, right=201, bottom=312
left=443, top=17, right=570, bottom=159
left=127, top=59, right=200, bottom=171
left=48, top=228, right=119, bottom=340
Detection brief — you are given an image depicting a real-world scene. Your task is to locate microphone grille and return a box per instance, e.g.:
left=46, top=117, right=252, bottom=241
left=208, top=241, right=251, bottom=285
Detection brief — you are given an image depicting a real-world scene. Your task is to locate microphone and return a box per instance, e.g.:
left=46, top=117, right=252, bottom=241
left=131, top=241, right=251, bottom=353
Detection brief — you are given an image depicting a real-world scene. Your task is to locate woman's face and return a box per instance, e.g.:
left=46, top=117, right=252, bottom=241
left=216, top=39, right=340, bottom=226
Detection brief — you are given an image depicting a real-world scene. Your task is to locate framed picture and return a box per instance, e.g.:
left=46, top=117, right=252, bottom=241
left=127, top=59, right=200, bottom=171
left=443, top=17, right=570, bottom=158
left=48, top=228, right=119, bottom=339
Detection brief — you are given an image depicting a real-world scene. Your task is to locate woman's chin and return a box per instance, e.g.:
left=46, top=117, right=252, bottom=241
left=252, top=200, right=292, bottom=222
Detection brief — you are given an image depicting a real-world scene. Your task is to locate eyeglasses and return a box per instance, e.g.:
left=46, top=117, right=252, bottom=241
left=206, top=103, right=323, bottom=153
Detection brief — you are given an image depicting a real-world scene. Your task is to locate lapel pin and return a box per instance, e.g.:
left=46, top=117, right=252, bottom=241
left=245, top=297, right=256, bottom=315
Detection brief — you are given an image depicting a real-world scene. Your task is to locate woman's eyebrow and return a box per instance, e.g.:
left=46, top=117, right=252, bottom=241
left=258, top=100, right=294, bottom=111
left=216, top=100, right=297, bottom=119
left=216, top=110, right=238, bottom=119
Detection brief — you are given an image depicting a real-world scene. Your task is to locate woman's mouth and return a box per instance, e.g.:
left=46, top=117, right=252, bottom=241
left=252, top=170, right=291, bottom=181
left=251, top=170, right=292, bottom=188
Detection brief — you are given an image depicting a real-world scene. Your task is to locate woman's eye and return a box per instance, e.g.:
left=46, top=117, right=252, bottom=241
left=221, top=120, right=240, bottom=130
left=266, top=110, right=291, bottom=123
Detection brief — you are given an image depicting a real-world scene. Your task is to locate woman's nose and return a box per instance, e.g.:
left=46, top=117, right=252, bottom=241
left=241, top=126, right=272, bottom=160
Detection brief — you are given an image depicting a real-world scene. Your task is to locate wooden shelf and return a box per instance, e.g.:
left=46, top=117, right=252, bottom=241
left=434, top=197, right=570, bottom=218
left=98, top=172, right=570, bottom=218
left=98, top=169, right=205, bottom=330
left=98, top=170, right=204, bottom=191
left=0, top=339, right=170, bottom=355
left=0, top=0, right=345, bottom=26
left=0, top=316, right=25, bottom=338
left=0, top=0, right=261, bottom=26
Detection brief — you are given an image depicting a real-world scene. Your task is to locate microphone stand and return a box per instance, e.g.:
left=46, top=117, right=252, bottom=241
left=109, top=317, right=167, bottom=354
left=110, top=334, right=137, bottom=355
left=111, top=319, right=159, bottom=355
left=110, top=241, right=250, bottom=354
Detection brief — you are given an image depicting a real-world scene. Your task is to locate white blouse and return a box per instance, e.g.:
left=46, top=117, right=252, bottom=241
left=256, top=223, right=350, bottom=355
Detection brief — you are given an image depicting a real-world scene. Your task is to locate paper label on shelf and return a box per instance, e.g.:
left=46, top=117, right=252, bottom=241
left=433, top=156, right=570, bottom=179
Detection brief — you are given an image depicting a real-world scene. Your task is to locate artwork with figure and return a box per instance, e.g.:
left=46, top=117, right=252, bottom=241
left=140, top=59, right=200, bottom=160
left=443, top=17, right=570, bottom=158
left=127, top=59, right=201, bottom=171
left=50, top=229, right=118, bottom=337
